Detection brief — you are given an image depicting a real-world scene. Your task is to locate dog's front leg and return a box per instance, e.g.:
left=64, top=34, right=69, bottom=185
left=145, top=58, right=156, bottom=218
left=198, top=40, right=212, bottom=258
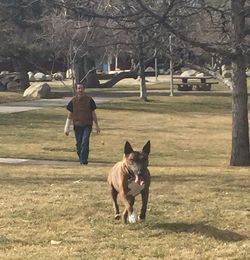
left=139, top=187, right=149, bottom=221
left=110, top=185, right=120, bottom=220
left=119, top=192, right=134, bottom=224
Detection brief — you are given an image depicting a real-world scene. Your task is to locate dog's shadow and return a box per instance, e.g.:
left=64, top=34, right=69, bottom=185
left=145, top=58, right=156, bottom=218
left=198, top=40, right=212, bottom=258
left=150, top=222, right=248, bottom=242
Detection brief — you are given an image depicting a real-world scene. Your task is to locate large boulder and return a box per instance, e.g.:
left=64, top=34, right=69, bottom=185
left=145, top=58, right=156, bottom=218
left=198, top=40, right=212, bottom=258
left=7, top=81, right=20, bottom=91
left=28, top=71, right=36, bottom=81
left=45, top=74, right=53, bottom=81
left=0, top=75, right=10, bottom=87
left=53, top=72, right=65, bottom=81
left=0, top=72, right=21, bottom=91
left=23, top=82, right=51, bottom=98
left=180, top=70, right=197, bottom=77
left=34, top=72, right=46, bottom=81
left=0, top=71, right=9, bottom=76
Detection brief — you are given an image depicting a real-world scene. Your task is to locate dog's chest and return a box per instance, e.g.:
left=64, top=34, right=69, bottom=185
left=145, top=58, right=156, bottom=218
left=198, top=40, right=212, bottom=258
left=127, top=178, right=145, bottom=197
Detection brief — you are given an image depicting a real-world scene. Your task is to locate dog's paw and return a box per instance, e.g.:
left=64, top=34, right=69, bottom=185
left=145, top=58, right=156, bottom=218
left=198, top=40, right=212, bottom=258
left=138, top=216, right=145, bottom=222
left=115, top=214, right=121, bottom=220
left=128, top=212, right=137, bottom=224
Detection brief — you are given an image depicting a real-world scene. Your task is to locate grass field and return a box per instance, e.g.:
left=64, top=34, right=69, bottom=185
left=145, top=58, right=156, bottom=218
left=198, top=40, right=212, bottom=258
left=0, top=80, right=249, bottom=259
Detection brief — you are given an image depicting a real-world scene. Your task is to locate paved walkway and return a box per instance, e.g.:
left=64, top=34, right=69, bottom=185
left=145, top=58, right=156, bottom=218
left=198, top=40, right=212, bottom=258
left=0, top=96, right=113, bottom=114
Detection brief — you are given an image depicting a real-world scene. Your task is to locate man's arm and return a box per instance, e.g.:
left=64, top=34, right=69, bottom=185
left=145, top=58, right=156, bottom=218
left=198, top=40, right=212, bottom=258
left=92, top=110, right=100, bottom=133
left=64, top=112, right=73, bottom=136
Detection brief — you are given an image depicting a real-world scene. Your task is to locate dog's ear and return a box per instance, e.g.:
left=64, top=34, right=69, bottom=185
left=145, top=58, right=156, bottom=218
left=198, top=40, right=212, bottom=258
left=124, top=141, right=133, bottom=155
left=142, top=140, right=150, bottom=155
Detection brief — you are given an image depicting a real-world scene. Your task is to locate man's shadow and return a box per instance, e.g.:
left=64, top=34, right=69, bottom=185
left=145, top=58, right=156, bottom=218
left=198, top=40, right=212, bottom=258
left=151, top=222, right=248, bottom=242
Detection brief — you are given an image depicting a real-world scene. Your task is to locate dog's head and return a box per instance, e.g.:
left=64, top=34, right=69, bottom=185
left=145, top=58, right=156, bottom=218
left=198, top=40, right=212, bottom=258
left=124, top=141, right=150, bottom=184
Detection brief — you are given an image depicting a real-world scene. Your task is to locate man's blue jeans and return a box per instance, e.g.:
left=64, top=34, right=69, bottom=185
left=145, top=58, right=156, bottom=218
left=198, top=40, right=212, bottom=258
left=74, top=125, right=92, bottom=164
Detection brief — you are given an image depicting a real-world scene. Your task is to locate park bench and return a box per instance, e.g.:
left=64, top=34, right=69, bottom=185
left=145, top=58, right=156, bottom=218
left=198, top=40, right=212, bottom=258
left=173, top=76, right=218, bottom=91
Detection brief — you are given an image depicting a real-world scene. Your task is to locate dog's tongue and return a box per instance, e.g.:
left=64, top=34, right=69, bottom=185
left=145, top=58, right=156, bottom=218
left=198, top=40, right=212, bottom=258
left=135, top=175, right=144, bottom=185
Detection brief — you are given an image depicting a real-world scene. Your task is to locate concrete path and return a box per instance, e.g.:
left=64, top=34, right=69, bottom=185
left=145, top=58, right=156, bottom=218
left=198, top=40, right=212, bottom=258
left=0, top=96, right=112, bottom=114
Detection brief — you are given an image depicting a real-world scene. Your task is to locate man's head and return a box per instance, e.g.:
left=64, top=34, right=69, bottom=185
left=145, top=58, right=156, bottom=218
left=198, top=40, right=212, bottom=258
left=76, top=83, right=86, bottom=96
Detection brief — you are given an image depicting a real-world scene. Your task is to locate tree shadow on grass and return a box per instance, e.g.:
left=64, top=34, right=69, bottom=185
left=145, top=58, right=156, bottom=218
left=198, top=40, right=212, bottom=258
left=0, top=174, right=107, bottom=185
left=0, top=235, right=30, bottom=248
left=151, top=222, right=248, bottom=242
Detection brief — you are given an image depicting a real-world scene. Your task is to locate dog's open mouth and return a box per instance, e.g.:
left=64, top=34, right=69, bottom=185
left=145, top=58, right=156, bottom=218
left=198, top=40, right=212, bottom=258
left=134, top=174, right=145, bottom=186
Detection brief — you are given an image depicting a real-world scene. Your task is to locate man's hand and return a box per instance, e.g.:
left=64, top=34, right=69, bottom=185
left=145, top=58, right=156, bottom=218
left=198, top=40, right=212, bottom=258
left=64, top=118, right=72, bottom=136
left=96, top=125, right=101, bottom=134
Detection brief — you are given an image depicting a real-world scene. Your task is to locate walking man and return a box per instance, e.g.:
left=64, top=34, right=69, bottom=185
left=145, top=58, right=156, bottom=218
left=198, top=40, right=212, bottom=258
left=64, top=83, right=100, bottom=165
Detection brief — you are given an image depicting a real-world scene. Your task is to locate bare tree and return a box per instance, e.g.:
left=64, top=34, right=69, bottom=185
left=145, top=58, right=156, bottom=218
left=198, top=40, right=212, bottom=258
left=128, top=0, right=250, bottom=166
left=54, top=0, right=166, bottom=99
left=0, top=0, right=44, bottom=89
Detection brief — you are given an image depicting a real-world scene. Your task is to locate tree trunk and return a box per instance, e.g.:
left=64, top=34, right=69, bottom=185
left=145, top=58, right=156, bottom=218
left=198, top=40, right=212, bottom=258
left=74, top=56, right=100, bottom=87
left=139, top=63, right=147, bottom=101
left=12, top=58, right=29, bottom=90
left=85, top=70, right=100, bottom=88
left=230, top=56, right=250, bottom=165
left=230, top=0, right=250, bottom=165
left=74, top=58, right=85, bottom=84
left=138, top=33, right=148, bottom=101
left=84, top=56, right=100, bottom=88
left=100, top=70, right=138, bottom=88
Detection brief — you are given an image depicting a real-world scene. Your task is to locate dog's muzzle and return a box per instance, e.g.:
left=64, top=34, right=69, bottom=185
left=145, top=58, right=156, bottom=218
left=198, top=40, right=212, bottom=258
left=134, top=174, right=145, bottom=186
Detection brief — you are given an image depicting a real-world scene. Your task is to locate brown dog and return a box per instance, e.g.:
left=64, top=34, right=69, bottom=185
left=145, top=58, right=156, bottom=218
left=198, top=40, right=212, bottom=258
left=108, top=141, right=151, bottom=223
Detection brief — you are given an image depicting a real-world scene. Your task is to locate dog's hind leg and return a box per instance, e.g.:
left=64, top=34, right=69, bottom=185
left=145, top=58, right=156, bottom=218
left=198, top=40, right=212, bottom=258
left=110, top=185, right=120, bottom=220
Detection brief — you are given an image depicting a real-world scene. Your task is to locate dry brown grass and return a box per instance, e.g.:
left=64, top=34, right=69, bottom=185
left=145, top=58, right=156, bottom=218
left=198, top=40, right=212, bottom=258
left=0, top=164, right=249, bottom=259
left=0, top=93, right=249, bottom=259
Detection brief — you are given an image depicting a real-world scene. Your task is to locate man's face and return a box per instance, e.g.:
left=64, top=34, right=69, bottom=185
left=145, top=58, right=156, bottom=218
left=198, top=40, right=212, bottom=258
left=76, top=84, right=85, bottom=96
